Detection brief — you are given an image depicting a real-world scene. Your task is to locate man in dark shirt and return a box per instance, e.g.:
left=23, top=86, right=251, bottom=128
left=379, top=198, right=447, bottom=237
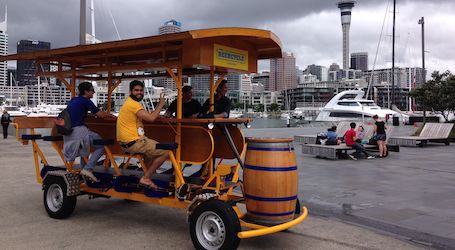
left=64, top=82, right=112, bottom=182
left=200, top=79, right=231, bottom=118
left=164, top=85, right=201, bottom=118
left=345, top=122, right=374, bottom=160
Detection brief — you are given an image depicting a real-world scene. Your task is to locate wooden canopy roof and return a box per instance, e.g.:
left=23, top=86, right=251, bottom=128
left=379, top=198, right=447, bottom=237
left=0, top=28, right=282, bottom=77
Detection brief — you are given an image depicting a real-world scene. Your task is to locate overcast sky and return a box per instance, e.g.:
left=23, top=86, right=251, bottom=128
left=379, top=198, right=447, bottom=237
left=1, top=0, right=454, bottom=74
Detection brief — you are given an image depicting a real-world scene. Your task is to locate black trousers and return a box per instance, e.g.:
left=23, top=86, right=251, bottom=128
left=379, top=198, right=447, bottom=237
left=351, top=142, right=370, bottom=158
left=2, top=124, right=8, bottom=139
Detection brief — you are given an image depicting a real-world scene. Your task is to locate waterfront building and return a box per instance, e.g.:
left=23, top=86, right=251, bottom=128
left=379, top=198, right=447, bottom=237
left=305, top=64, right=328, bottom=81
left=350, top=52, right=368, bottom=71
left=270, top=52, right=297, bottom=91
left=16, top=40, right=51, bottom=86
left=363, top=67, right=425, bottom=89
left=0, top=7, right=7, bottom=86
left=251, top=72, right=270, bottom=90
left=159, top=19, right=182, bottom=35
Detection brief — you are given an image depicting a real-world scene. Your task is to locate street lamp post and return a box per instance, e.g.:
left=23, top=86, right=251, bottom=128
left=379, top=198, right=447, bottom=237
left=418, top=17, right=426, bottom=123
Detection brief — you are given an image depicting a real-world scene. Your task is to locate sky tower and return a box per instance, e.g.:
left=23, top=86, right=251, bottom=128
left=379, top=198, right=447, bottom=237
left=338, top=1, right=355, bottom=70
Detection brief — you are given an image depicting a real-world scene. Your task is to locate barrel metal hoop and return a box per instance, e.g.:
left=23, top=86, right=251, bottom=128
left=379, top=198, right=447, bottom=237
left=244, top=164, right=297, bottom=172
left=248, top=210, right=295, bottom=217
left=245, top=194, right=297, bottom=202
left=246, top=147, right=294, bottom=151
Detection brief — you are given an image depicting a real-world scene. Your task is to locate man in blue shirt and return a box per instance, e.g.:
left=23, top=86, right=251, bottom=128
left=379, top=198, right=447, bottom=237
left=64, top=82, right=112, bottom=182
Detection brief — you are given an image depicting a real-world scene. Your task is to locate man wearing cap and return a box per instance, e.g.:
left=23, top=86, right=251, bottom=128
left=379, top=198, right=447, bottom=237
left=64, top=82, right=112, bottom=182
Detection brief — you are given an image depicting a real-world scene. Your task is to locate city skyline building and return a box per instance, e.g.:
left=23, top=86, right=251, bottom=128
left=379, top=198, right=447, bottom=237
left=338, top=1, right=356, bottom=70
left=16, top=40, right=50, bottom=86
left=350, top=52, right=368, bottom=71
left=363, top=67, right=425, bottom=89
left=305, top=64, right=328, bottom=82
left=0, top=6, right=8, bottom=86
left=158, top=19, right=182, bottom=35
left=270, top=52, right=297, bottom=91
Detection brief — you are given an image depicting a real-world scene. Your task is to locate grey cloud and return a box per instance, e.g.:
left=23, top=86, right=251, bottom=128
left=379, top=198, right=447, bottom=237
left=0, top=0, right=454, bottom=73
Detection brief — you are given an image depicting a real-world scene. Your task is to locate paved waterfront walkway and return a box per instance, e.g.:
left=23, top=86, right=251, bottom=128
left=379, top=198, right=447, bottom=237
left=0, top=130, right=424, bottom=249
left=245, top=125, right=455, bottom=249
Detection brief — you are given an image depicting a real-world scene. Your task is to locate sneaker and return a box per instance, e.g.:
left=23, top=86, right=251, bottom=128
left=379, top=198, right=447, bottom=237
left=80, top=169, right=100, bottom=182
left=348, top=154, right=358, bottom=161
left=367, top=156, right=375, bottom=160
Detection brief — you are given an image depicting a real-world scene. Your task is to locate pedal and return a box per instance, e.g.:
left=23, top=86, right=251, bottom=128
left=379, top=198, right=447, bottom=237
left=177, top=183, right=189, bottom=201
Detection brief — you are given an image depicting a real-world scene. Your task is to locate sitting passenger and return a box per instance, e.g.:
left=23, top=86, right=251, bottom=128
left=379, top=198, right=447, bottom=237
left=163, top=85, right=201, bottom=118
left=64, top=82, right=113, bottom=182
left=117, top=80, right=169, bottom=188
left=199, top=79, right=231, bottom=118
left=326, top=126, right=341, bottom=145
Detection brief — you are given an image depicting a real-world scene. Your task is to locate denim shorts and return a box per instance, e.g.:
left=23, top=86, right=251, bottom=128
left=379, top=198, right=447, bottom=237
left=376, top=134, right=386, bottom=141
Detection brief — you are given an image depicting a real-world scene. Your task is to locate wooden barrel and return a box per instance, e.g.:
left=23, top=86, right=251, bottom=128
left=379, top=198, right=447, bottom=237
left=244, top=137, right=298, bottom=225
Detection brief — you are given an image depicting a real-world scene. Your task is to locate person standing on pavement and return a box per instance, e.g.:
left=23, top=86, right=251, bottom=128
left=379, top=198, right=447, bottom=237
left=1, top=110, right=12, bottom=139
left=64, top=82, right=113, bottom=182
left=373, top=114, right=388, bottom=157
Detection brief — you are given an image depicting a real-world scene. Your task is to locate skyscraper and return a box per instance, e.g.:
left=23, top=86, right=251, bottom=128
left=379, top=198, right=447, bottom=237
left=338, top=1, right=355, bottom=70
left=350, top=52, right=368, bottom=71
left=16, top=40, right=51, bottom=86
left=305, top=64, right=328, bottom=82
left=269, top=52, right=297, bottom=91
left=0, top=6, right=8, bottom=86
left=158, top=19, right=182, bottom=35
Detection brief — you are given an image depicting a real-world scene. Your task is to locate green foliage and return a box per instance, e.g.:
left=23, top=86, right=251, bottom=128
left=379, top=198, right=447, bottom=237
left=269, top=103, right=280, bottom=112
left=254, top=104, right=264, bottom=112
left=409, top=71, right=455, bottom=122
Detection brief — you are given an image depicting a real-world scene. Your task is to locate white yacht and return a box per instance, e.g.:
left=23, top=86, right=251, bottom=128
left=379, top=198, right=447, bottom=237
left=1, top=105, right=27, bottom=117
left=315, top=89, right=397, bottom=122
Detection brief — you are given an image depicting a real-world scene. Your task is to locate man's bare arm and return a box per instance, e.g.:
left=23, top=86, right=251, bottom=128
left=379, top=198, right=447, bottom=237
left=136, top=93, right=165, bottom=122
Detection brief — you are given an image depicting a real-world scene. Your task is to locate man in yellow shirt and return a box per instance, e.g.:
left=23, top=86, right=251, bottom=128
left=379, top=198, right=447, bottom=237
left=117, top=80, right=167, bottom=188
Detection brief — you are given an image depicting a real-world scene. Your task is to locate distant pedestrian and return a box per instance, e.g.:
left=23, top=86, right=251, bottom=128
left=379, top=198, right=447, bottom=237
left=373, top=115, right=387, bottom=157
left=1, top=110, right=12, bottom=139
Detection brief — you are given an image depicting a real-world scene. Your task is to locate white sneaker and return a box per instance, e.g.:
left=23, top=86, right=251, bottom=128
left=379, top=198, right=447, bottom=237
left=349, top=154, right=358, bottom=161
left=80, top=169, right=100, bottom=182
left=367, top=156, right=375, bottom=160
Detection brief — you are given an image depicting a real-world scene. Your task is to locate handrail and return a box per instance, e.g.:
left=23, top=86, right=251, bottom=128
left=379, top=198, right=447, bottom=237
left=237, top=207, right=308, bottom=239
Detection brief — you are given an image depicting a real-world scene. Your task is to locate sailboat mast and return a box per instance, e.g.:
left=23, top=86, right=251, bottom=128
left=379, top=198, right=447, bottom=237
left=80, top=0, right=86, bottom=45
left=9, top=72, right=12, bottom=105
left=391, top=0, right=396, bottom=106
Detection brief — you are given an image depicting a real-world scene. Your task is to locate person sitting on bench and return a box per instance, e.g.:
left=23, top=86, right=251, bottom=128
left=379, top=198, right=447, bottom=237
left=326, top=126, right=341, bottom=145
left=64, top=82, right=113, bottom=182
left=345, top=122, right=375, bottom=160
left=117, top=80, right=169, bottom=189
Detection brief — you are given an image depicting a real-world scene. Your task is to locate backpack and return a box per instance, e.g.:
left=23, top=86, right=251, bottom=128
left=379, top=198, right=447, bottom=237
left=55, top=108, right=73, bottom=135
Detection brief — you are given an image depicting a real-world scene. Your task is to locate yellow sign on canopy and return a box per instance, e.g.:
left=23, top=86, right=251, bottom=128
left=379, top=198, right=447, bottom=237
left=213, top=44, right=248, bottom=71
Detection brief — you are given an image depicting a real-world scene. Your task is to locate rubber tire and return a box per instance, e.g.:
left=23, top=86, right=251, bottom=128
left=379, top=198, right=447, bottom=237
left=189, top=199, right=241, bottom=250
left=43, top=176, right=77, bottom=219
left=295, top=198, right=301, bottom=216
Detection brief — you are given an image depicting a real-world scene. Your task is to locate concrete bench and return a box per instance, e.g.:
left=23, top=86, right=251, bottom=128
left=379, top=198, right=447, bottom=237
left=389, top=123, right=453, bottom=147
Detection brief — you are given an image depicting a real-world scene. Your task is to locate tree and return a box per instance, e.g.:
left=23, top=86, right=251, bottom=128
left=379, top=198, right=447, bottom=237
left=269, top=103, right=280, bottom=112
left=254, top=104, right=264, bottom=112
left=409, top=71, right=455, bottom=122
